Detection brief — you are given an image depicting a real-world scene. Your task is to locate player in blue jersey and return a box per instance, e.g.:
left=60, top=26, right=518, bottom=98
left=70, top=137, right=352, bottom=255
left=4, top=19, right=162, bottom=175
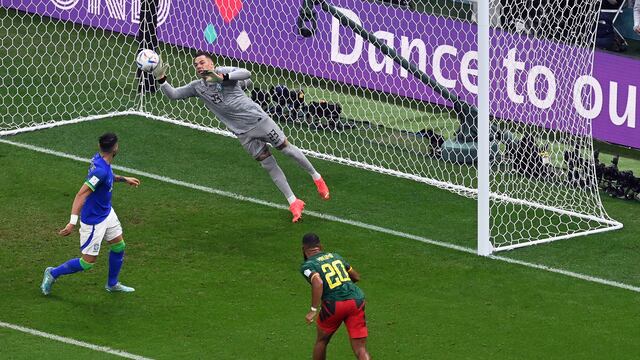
left=40, top=133, right=141, bottom=295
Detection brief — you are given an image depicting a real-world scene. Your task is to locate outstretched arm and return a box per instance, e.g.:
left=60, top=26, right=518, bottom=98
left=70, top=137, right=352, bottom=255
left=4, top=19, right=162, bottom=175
left=159, top=82, right=197, bottom=100
left=149, top=56, right=197, bottom=100
left=59, top=184, right=92, bottom=236
left=114, top=175, right=140, bottom=187
left=211, top=67, right=252, bottom=82
left=224, top=67, right=251, bottom=81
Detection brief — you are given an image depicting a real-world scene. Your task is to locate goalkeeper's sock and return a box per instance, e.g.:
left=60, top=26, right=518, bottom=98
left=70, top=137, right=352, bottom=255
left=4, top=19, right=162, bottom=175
left=107, top=241, right=126, bottom=287
left=260, top=155, right=296, bottom=202
left=50, top=258, right=92, bottom=279
left=280, top=144, right=321, bottom=180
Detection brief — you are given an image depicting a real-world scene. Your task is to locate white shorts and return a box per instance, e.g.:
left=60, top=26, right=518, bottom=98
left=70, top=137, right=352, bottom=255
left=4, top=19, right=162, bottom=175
left=79, top=208, right=123, bottom=256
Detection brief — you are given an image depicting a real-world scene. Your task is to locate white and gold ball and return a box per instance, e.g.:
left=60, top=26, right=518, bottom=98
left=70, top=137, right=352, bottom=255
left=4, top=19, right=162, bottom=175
left=136, top=49, right=159, bottom=72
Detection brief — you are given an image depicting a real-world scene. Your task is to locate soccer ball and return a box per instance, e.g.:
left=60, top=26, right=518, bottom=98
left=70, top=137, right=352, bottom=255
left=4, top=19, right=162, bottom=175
left=136, top=49, right=159, bottom=72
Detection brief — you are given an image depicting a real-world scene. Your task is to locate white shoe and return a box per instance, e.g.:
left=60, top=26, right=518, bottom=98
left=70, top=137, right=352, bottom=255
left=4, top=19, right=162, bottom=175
left=105, top=282, right=135, bottom=293
left=41, top=267, right=56, bottom=296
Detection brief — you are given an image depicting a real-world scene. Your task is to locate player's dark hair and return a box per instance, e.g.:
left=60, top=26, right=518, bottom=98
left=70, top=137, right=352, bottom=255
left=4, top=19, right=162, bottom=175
left=194, top=51, right=214, bottom=62
left=302, top=233, right=321, bottom=248
left=99, top=132, right=118, bottom=153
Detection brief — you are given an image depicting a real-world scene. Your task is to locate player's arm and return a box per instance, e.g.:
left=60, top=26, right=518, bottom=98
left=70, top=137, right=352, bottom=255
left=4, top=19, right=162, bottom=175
left=222, top=67, right=251, bottom=81
left=210, top=67, right=251, bottom=82
left=59, top=184, right=93, bottom=236
left=238, top=79, right=252, bottom=91
left=149, top=56, right=197, bottom=100
left=347, top=266, right=361, bottom=283
left=340, top=257, right=361, bottom=282
left=305, top=273, right=323, bottom=324
left=158, top=81, right=197, bottom=100
left=114, top=174, right=140, bottom=187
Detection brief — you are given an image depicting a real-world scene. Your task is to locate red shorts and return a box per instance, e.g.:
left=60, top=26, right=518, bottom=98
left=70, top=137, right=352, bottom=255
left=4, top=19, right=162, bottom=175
left=317, top=299, right=368, bottom=339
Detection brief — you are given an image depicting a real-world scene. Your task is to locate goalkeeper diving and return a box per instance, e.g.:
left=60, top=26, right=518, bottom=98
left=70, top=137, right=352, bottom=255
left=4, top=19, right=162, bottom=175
left=144, top=51, right=330, bottom=222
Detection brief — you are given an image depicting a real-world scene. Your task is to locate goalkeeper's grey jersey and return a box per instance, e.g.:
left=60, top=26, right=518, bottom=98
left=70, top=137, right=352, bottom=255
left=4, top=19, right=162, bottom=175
left=159, top=67, right=266, bottom=135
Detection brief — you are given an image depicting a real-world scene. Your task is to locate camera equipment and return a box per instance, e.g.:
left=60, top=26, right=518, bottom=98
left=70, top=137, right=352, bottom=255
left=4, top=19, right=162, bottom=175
left=251, top=89, right=271, bottom=111
left=416, top=128, right=444, bottom=157
left=510, top=135, right=549, bottom=179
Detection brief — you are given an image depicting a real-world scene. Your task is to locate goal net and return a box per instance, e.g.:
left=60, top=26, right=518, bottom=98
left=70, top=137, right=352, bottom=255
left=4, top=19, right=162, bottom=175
left=0, top=0, right=621, bottom=253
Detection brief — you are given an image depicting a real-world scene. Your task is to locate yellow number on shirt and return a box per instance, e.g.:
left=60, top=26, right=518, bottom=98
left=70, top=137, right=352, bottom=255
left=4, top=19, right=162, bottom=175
left=321, top=260, right=351, bottom=289
left=333, top=260, right=350, bottom=282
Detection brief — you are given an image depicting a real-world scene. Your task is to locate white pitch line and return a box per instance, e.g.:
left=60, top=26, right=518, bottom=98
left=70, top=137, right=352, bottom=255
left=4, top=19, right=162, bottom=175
left=0, top=321, right=154, bottom=360
left=2, top=138, right=639, bottom=294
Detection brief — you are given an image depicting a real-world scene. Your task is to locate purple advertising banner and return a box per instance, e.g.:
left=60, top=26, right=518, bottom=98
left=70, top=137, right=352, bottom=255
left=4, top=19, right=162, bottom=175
left=591, top=52, right=639, bottom=150
left=2, top=0, right=638, bottom=149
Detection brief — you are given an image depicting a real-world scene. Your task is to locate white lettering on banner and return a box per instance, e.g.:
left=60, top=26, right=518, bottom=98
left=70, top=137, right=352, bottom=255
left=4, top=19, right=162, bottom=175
left=100, top=0, right=125, bottom=21
left=460, top=50, right=478, bottom=95
left=50, top=0, right=172, bottom=26
left=87, top=0, right=99, bottom=14
left=609, top=82, right=637, bottom=129
left=573, top=75, right=603, bottom=120
left=331, top=8, right=363, bottom=65
left=130, top=0, right=141, bottom=24
left=527, top=65, right=556, bottom=110
left=369, top=31, right=394, bottom=74
left=329, top=10, right=638, bottom=134
left=133, top=0, right=172, bottom=27
left=503, top=48, right=525, bottom=104
left=432, top=45, right=457, bottom=89
left=50, top=0, right=80, bottom=10
left=399, top=36, right=426, bottom=78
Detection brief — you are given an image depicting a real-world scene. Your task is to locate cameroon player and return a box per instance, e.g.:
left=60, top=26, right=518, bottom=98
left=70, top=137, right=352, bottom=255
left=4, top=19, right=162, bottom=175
left=300, top=233, right=371, bottom=360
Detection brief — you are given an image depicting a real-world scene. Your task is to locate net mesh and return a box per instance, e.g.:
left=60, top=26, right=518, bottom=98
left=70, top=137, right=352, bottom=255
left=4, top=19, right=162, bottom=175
left=0, top=0, right=620, bottom=251
left=0, top=2, right=138, bottom=131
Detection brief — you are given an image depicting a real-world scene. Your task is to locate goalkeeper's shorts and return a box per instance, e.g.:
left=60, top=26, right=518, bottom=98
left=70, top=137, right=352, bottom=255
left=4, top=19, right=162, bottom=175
left=237, top=118, right=286, bottom=159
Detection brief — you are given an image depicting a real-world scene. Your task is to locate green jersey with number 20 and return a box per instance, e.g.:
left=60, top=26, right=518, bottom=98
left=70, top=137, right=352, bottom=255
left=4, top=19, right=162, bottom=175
left=300, top=252, right=365, bottom=302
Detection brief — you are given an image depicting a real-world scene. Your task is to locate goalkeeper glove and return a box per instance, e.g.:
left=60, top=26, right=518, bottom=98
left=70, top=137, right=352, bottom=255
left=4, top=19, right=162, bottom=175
left=152, top=58, right=169, bottom=81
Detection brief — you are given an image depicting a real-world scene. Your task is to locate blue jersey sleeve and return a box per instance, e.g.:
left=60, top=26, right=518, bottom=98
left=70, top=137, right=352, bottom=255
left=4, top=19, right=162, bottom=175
left=84, top=168, right=108, bottom=191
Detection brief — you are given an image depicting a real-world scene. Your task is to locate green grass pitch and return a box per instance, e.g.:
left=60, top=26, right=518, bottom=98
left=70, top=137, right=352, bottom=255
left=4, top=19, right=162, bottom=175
left=0, top=117, right=639, bottom=359
left=1, top=5, right=640, bottom=359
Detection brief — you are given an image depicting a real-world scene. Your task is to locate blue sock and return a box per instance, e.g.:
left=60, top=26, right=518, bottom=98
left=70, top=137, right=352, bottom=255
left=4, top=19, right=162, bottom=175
left=50, top=258, right=84, bottom=279
left=108, top=250, right=125, bottom=287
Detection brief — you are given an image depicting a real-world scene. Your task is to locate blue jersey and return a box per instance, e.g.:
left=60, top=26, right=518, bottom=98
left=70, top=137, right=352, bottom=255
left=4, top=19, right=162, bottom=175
left=81, top=153, right=114, bottom=225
